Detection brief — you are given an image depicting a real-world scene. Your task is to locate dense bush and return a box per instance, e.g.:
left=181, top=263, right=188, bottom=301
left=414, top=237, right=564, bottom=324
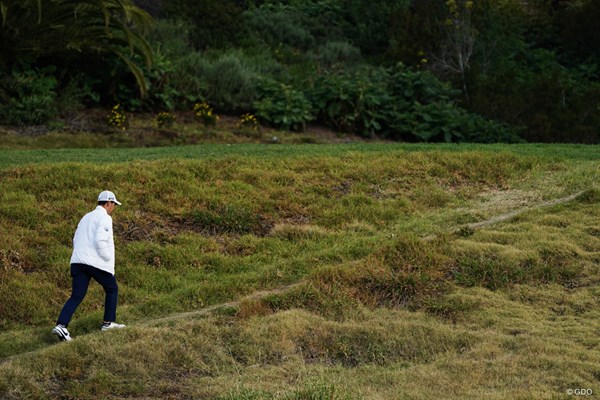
left=115, top=19, right=265, bottom=113
left=0, top=67, right=58, bottom=126
left=339, top=0, right=411, bottom=59
left=198, top=52, right=263, bottom=113
left=254, top=79, right=314, bottom=131
left=243, top=1, right=350, bottom=49
left=308, top=65, right=519, bottom=142
left=309, top=41, right=362, bottom=71
left=244, top=4, right=316, bottom=51
left=160, top=0, right=243, bottom=49
left=309, top=68, right=390, bottom=137
left=0, top=0, right=153, bottom=96
left=470, top=48, right=600, bottom=143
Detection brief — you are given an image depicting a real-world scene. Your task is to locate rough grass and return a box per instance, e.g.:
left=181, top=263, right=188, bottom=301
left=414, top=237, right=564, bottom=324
left=0, top=143, right=599, bottom=399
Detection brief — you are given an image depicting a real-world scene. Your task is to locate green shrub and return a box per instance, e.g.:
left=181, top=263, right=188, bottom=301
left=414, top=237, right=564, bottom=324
left=142, top=53, right=182, bottom=111
left=388, top=100, right=521, bottom=143
left=161, top=0, right=244, bottom=49
left=243, top=4, right=316, bottom=51
left=254, top=79, right=314, bottom=131
left=469, top=46, right=600, bottom=143
left=54, top=73, right=100, bottom=117
left=341, top=0, right=411, bottom=58
left=0, top=0, right=153, bottom=99
left=114, top=51, right=182, bottom=112
left=138, top=49, right=263, bottom=113
left=310, top=41, right=362, bottom=70
left=143, top=19, right=204, bottom=109
left=114, top=21, right=263, bottom=112
left=204, top=53, right=262, bottom=112
left=308, top=64, right=520, bottom=142
left=0, top=67, right=58, bottom=126
left=309, top=68, right=390, bottom=137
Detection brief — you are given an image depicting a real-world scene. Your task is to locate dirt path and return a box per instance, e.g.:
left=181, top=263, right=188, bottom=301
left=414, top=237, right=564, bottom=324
left=463, top=191, right=586, bottom=230
left=141, top=282, right=302, bottom=327
left=421, top=190, right=587, bottom=241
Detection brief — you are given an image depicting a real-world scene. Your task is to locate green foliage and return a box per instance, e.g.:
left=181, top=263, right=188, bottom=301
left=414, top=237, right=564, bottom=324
left=53, top=73, right=101, bottom=117
left=243, top=1, right=351, bottom=50
left=308, top=64, right=519, bottom=142
left=309, top=41, right=362, bottom=71
left=126, top=24, right=264, bottom=113
left=0, top=0, right=154, bottom=96
left=241, top=1, right=359, bottom=77
left=309, top=68, right=390, bottom=137
left=254, top=79, right=314, bottom=131
left=139, top=52, right=181, bottom=111
left=339, top=0, right=411, bottom=59
left=386, top=0, right=446, bottom=66
left=0, top=0, right=597, bottom=141
left=160, top=0, right=243, bottom=49
left=139, top=19, right=205, bottom=109
left=201, top=53, right=262, bottom=113
left=141, top=49, right=262, bottom=113
left=390, top=101, right=520, bottom=143
left=0, top=67, right=57, bottom=125
left=471, top=48, right=600, bottom=143
left=244, top=4, right=315, bottom=51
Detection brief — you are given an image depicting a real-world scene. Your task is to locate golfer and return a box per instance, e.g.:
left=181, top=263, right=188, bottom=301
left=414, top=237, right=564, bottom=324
left=52, top=190, right=126, bottom=341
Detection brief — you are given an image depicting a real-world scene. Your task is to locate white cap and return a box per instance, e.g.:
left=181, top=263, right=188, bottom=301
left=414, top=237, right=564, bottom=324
left=98, top=190, right=122, bottom=205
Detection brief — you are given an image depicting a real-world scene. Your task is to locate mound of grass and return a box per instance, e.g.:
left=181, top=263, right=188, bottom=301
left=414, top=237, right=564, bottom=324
left=1, top=143, right=599, bottom=399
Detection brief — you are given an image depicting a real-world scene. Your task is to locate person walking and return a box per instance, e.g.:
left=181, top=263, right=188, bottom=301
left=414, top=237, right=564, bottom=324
left=52, top=190, right=126, bottom=342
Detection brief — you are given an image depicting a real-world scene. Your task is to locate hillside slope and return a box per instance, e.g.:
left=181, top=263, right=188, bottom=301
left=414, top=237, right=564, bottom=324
left=1, top=144, right=599, bottom=399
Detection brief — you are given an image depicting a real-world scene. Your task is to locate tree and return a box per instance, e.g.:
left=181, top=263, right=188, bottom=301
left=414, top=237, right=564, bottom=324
left=555, top=0, right=600, bottom=65
left=0, top=0, right=153, bottom=95
left=429, top=0, right=477, bottom=102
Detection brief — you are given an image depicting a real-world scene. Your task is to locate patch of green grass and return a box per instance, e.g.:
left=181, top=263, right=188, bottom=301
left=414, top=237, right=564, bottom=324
left=0, top=143, right=599, bottom=399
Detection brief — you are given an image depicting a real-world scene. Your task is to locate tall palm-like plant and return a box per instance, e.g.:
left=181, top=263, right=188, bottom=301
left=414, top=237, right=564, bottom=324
left=0, top=0, right=153, bottom=95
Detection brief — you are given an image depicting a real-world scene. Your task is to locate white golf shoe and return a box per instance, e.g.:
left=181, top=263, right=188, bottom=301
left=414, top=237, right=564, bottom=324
left=101, top=322, right=126, bottom=331
left=52, top=325, right=73, bottom=342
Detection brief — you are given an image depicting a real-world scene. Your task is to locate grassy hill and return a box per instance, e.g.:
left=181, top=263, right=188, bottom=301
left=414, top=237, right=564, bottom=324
left=1, top=143, right=599, bottom=399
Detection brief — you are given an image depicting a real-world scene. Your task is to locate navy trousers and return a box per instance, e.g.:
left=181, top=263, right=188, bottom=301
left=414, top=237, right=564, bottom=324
left=57, top=263, right=118, bottom=326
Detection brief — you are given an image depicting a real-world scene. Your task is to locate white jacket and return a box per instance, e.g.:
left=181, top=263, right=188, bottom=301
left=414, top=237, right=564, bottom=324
left=70, top=206, right=115, bottom=275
